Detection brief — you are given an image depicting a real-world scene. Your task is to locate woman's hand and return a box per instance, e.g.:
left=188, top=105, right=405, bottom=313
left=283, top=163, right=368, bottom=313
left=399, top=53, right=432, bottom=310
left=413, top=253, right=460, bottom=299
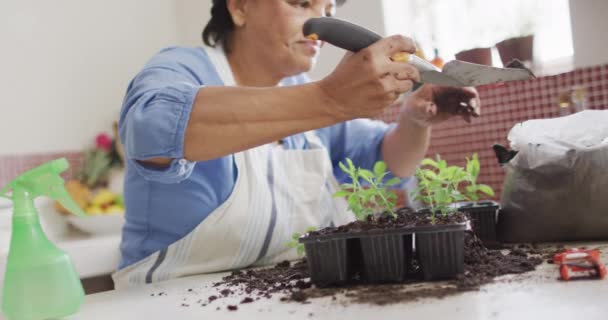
left=381, top=85, right=480, bottom=177
left=398, top=84, right=481, bottom=128
left=316, top=35, right=421, bottom=120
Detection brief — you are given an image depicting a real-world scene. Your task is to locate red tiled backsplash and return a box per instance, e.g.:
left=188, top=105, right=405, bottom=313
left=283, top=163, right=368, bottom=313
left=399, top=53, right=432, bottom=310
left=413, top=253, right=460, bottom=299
left=376, top=64, right=608, bottom=199
left=2, top=65, right=607, bottom=198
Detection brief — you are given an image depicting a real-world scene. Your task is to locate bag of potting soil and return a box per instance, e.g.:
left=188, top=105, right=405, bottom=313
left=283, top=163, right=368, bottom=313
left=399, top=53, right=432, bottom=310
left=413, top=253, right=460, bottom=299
left=498, top=110, right=608, bottom=242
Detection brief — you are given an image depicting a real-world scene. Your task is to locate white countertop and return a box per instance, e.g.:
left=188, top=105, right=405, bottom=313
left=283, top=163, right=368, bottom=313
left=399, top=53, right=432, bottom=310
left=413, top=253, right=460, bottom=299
left=66, top=245, right=608, bottom=320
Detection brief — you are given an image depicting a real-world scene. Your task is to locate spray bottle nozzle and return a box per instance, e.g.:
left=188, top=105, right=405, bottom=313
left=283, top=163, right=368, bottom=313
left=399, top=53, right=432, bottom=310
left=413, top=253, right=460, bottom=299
left=0, top=158, right=86, bottom=217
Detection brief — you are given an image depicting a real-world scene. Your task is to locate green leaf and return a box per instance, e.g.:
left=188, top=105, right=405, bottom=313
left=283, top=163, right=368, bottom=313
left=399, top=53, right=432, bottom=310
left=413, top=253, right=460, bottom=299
left=438, top=159, right=447, bottom=170
left=358, top=169, right=374, bottom=181
left=360, top=190, right=374, bottom=203
left=428, top=179, right=442, bottom=189
left=359, top=168, right=375, bottom=179
left=297, top=245, right=305, bottom=256
left=340, top=183, right=354, bottom=190
left=423, top=170, right=437, bottom=179
left=421, top=196, right=432, bottom=205
left=305, top=226, right=317, bottom=233
left=333, top=190, right=350, bottom=198
left=478, top=184, right=495, bottom=196
left=421, top=158, right=438, bottom=168
left=466, top=153, right=480, bottom=180
left=466, top=157, right=474, bottom=174
left=338, top=161, right=349, bottom=174
left=346, top=158, right=355, bottom=171
left=385, top=177, right=401, bottom=186
left=452, top=194, right=466, bottom=201
left=373, top=161, right=387, bottom=177
left=454, top=170, right=468, bottom=182
left=385, top=192, right=398, bottom=200
left=435, top=189, right=450, bottom=204
left=292, top=232, right=301, bottom=240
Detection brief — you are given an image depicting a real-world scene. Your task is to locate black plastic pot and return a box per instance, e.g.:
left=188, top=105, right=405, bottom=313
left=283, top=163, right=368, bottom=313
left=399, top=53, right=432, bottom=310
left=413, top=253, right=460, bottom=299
left=300, top=215, right=466, bottom=286
left=300, top=229, right=414, bottom=287
left=301, top=234, right=353, bottom=287
left=456, top=201, right=500, bottom=246
left=415, top=223, right=466, bottom=280
left=359, top=231, right=413, bottom=282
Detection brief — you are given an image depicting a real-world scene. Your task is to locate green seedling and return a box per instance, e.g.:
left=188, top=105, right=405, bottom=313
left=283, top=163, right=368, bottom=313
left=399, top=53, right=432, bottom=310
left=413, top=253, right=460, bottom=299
left=333, top=159, right=401, bottom=221
left=463, top=153, right=495, bottom=201
left=285, top=227, right=317, bottom=256
left=411, top=154, right=494, bottom=224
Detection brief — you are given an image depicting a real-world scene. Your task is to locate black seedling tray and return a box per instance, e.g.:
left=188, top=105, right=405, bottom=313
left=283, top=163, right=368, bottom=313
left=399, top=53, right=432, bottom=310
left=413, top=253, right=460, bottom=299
left=300, top=221, right=466, bottom=286
left=414, top=223, right=466, bottom=280
left=456, top=201, right=500, bottom=246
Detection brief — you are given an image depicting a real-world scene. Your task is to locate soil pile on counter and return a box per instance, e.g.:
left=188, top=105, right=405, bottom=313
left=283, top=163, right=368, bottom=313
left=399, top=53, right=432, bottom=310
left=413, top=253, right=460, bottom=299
left=457, top=232, right=544, bottom=290
left=196, top=231, right=546, bottom=308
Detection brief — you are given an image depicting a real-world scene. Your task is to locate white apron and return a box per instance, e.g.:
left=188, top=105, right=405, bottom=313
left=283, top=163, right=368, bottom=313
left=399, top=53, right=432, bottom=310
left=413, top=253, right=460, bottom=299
left=112, top=45, right=354, bottom=288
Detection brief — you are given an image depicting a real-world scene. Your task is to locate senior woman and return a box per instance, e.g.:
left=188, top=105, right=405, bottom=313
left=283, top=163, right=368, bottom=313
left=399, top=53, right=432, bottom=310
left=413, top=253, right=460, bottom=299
left=113, top=0, right=480, bottom=287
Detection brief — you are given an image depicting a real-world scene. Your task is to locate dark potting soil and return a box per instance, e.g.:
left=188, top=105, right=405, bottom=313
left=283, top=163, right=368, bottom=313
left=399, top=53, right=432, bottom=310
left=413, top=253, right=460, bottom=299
left=194, top=231, right=546, bottom=308
left=309, top=207, right=468, bottom=236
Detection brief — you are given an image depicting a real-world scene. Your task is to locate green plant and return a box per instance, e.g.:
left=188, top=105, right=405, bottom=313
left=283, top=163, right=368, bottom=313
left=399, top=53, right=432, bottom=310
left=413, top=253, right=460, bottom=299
left=286, top=227, right=317, bottom=256
left=412, top=155, right=467, bottom=222
left=79, top=149, right=112, bottom=188
left=411, top=153, right=494, bottom=224
left=78, top=132, right=123, bottom=189
left=333, top=159, right=401, bottom=221
left=463, top=153, right=495, bottom=201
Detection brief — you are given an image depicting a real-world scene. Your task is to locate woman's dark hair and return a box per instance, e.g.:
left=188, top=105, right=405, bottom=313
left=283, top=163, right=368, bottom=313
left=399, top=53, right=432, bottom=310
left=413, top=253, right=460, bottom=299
left=203, top=0, right=346, bottom=53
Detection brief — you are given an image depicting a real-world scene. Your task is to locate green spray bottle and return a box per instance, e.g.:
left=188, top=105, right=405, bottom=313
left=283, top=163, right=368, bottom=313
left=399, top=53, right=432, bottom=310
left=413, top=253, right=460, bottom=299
left=1, top=158, right=86, bottom=320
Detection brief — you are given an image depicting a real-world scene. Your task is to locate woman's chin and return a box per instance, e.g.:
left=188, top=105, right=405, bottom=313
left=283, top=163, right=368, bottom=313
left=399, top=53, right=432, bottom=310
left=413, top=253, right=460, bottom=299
left=290, top=56, right=315, bottom=74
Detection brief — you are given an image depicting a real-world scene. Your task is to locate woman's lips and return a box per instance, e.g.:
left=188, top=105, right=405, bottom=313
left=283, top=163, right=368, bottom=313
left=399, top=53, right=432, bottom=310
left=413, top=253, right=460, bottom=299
left=297, top=40, right=322, bottom=55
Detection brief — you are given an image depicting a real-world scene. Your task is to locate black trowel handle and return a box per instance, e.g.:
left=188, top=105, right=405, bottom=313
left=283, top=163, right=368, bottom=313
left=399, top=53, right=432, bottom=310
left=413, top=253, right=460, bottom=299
left=303, top=17, right=382, bottom=52
left=304, top=17, right=424, bottom=91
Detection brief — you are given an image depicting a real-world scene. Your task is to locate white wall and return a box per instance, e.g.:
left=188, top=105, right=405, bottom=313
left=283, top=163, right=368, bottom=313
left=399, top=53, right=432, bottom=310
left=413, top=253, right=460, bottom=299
left=569, top=0, right=608, bottom=68
left=0, top=0, right=179, bottom=155
left=176, top=0, right=211, bottom=47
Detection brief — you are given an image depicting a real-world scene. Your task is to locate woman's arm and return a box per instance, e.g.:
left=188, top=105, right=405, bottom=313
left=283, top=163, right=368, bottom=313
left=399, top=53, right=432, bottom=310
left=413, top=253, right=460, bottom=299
left=381, top=116, right=430, bottom=178
left=182, top=83, right=343, bottom=161
left=145, top=35, right=421, bottom=165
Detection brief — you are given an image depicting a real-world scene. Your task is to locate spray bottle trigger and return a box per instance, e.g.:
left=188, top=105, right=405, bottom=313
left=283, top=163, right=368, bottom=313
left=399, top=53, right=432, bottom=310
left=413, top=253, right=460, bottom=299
left=55, top=188, right=87, bottom=217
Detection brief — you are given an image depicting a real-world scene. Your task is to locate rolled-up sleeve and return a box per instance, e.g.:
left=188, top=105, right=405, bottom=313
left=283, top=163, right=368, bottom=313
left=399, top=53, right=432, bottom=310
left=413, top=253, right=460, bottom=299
left=119, top=49, right=203, bottom=183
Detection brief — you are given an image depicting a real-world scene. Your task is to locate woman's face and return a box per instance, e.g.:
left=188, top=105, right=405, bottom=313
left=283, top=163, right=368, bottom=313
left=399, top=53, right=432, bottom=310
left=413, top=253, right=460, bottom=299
left=237, top=0, right=337, bottom=77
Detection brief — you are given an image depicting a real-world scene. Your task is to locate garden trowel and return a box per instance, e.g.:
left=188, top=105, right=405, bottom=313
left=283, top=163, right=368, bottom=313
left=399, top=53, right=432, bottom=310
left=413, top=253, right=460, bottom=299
left=303, top=17, right=535, bottom=87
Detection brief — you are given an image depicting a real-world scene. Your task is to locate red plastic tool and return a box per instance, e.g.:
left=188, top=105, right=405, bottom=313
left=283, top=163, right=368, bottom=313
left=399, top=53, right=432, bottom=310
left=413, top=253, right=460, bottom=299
left=553, top=248, right=606, bottom=281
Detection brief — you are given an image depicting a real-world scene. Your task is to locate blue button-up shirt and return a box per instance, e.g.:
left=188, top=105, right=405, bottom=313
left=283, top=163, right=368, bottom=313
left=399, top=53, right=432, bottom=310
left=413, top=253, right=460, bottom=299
left=118, top=46, right=401, bottom=269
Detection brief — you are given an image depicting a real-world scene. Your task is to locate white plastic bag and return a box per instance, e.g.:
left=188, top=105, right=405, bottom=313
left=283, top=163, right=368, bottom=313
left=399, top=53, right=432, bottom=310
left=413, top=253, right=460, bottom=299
left=498, top=110, right=608, bottom=242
